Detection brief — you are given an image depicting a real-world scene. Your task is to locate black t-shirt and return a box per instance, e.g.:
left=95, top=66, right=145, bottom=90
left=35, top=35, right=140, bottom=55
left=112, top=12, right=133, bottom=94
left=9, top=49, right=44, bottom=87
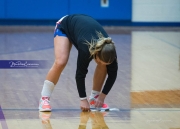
left=58, top=14, right=118, bottom=98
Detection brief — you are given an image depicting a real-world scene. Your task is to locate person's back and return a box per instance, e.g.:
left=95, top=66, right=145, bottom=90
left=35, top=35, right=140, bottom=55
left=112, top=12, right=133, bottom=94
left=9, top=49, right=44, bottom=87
left=59, top=14, right=108, bottom=50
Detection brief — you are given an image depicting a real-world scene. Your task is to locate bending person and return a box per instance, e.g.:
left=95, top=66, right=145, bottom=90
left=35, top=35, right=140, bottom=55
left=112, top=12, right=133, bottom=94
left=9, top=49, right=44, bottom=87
left=39, top=14, right=118, bottom=112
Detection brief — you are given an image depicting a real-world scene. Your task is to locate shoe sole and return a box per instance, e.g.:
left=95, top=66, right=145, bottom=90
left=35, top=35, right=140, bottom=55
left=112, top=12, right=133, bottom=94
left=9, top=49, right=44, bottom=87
left=91, top=108, right=119, bottom=112
left=90, top=105, right=109, bottom=110
left=90, top=107, right=110, bottom=110
left=39, top=108, right=51, bottom=112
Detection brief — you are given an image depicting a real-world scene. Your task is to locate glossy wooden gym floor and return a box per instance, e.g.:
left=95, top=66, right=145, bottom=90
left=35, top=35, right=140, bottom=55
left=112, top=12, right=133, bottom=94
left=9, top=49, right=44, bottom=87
left=0, top=26, right=180, bottom=129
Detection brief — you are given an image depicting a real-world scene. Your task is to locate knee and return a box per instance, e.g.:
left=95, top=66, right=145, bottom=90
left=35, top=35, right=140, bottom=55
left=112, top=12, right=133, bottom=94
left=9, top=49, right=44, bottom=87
left=54, top=59, right=67, bottom=69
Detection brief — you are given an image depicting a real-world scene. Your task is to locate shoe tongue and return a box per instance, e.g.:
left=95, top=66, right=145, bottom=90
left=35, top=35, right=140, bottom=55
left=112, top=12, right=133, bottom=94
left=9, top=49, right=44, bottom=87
left=44, top=101, right=49, bottom=105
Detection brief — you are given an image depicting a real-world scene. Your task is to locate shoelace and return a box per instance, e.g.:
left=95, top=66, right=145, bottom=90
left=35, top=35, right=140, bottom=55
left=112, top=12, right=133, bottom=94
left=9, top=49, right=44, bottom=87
left=42, top=97, right=50, bottom=105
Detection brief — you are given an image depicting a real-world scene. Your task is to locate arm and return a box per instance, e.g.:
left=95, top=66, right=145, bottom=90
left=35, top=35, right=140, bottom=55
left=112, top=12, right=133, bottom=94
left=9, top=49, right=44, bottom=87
left=94, top=58, right=118, bottom=108
left=102, top=58, right=118, bottom=95
left=76, top=50, right=92, bottom=111
left=75, top=50, right=92, bottom=98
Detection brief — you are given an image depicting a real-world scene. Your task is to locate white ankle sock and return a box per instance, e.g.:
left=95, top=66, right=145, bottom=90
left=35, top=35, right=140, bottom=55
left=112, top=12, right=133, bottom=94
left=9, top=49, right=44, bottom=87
left=90, top=90, right=100, bottom=98
left=41, top=80, right=55, bottom=98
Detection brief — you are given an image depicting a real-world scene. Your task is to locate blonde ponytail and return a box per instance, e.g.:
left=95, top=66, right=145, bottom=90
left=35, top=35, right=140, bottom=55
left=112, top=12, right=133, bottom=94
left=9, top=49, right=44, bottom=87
left=85, top=31, right=116, bottom=63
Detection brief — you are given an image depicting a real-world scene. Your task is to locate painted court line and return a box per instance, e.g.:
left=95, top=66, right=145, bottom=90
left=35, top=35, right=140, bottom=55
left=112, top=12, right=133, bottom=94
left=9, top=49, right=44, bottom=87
left=149, top=34, right=180, bottom=49
left=1, top=108, right=180, bottom=112
left=0, top=105, right=8, bottom=129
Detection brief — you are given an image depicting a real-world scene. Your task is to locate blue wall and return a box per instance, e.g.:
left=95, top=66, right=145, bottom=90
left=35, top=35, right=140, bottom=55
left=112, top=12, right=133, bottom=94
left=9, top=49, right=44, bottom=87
left=0, top=0, right=5, bottom=18
left=69, top=0, right=131, bottom=20
left=2, top=0, right=69, bottom=19
left=0, top=0, right=179, bottom=26
left=0, top=0, right=131, bottom=21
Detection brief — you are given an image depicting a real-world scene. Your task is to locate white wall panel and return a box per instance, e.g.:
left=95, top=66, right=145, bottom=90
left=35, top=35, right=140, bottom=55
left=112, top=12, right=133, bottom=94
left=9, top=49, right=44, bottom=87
left=132, top=0, right=180, bottom=22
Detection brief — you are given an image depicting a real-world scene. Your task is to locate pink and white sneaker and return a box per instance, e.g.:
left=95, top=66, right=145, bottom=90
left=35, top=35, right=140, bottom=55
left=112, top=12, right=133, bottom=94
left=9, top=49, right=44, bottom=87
left=89, top=95, right=109, bottom=110
left=39, top=97, right=51, bottom=112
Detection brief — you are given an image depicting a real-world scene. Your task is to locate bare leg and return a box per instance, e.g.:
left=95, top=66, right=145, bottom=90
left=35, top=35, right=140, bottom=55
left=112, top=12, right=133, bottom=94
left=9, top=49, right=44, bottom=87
left=91, top=64, right=108, bottom=108
left=93, top=64, right=107, bottom=92
left=39, top=36, right=72, bottom=111
left=46, top=36, right=72, bottom=85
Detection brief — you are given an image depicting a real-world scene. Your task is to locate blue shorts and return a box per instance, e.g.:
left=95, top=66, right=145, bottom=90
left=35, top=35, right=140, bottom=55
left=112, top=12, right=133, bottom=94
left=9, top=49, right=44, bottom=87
left=54, top=15, right=68, bottom=37
left=54, top=24, right=67, bottom=37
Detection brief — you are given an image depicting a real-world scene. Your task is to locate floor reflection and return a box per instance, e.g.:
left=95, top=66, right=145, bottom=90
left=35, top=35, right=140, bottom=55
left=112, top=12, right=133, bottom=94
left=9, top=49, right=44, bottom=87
left=39, top=112, right=52, bottom=129
left=79, top=111, right=109, bottom=129
left=39, top=111, right=109, bottom=129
